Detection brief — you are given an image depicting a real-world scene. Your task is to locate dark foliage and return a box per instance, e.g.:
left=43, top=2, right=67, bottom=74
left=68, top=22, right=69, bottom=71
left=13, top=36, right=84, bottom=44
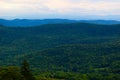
left=0, top=23, right=120, bottom=80
left=21, top=60, right=35, bottom=80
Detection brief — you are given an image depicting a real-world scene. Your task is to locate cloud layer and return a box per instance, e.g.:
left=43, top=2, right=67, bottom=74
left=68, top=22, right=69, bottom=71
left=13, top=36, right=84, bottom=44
left=0, top=0, right=120, bottom=20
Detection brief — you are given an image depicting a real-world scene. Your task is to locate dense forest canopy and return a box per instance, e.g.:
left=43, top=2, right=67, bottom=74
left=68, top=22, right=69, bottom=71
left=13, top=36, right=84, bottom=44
left=0, top=23, right=120, bottom=80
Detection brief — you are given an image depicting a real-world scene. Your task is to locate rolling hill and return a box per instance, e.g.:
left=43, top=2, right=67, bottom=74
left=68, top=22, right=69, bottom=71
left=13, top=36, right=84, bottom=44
left=0, top=23, right=120, bottom=76
left=0, top=23, right=120, bottom=56
left=0, top=19, right=120, bottom=27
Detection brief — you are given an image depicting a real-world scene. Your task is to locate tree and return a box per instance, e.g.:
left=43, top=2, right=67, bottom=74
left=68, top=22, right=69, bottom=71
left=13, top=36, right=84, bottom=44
left=0, top=66, right=23, bottom=80
left=21, top=59, right=35, bottom=80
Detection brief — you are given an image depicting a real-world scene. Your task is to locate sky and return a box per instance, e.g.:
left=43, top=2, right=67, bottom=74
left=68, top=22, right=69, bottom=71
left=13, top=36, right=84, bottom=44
left=0, top=0, right=120, bottom=20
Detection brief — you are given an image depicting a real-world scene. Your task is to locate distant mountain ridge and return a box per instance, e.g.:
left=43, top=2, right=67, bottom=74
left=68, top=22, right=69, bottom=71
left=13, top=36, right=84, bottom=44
left=0, top=19, right=120, bottom=27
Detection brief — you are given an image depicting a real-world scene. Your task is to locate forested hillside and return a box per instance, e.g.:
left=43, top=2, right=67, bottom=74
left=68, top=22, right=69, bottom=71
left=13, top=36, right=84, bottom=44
left=0, top=23, right=120, bottom=80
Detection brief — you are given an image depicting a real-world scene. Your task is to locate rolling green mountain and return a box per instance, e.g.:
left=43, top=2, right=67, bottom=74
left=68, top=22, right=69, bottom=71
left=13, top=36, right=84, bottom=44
left=0, top=19, right=120, bottom=27
left=0, top=23, right=120, bottom=58
left=0, top=19, right=76, bottom=27
left=0, top=23, right=120, bottom=75
left=16, top=43, right=120, bottom=74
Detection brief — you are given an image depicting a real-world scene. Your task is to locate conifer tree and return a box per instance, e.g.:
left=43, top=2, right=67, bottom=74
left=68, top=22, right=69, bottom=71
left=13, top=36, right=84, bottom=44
left=21, top=59, right=35, bottom=80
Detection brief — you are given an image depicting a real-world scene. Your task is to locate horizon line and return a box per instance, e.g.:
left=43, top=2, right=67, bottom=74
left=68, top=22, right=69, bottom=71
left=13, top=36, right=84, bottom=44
left=0, top=18, right=120, bottom=21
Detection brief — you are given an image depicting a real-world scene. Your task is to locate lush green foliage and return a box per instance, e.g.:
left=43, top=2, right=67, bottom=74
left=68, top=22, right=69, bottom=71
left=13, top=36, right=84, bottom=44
left=0, top=66, right=23, bottom=80
left=0, top=23, right=120, bottom=64
left=0, top=60, right=35, bottom=80
left=0, top=23, right=120, bottom=79
left=21, top=60, right=35, bottom=80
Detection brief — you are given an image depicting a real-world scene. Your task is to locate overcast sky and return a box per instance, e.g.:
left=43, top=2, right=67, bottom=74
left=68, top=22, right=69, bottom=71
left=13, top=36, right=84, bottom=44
left=0, top=0, right=120, bottom=20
